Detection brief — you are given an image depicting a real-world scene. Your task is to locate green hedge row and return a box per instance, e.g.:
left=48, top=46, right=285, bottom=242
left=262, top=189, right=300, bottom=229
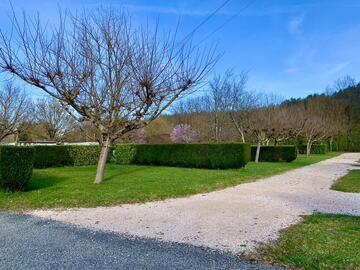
left=332, top=124, right=360, bottom=152
left=33, top=145, right=103, bottom=168
left=113, top=143, right=251, bottom=169
left=251, top=146, right=297, bottom=162
left=298, top=144, right=328, bottom=155
left=0, top=146, right=34, bottom=191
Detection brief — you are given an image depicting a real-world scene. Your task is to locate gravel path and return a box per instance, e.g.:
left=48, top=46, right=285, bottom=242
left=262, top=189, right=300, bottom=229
left=31, top=153, right=360, bottom=254
left=0, top=213, right=280, bottom=270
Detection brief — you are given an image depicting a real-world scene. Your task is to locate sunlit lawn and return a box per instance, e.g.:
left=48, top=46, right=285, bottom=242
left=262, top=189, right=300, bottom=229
left=0, top=153, right=340, bottom=211
left=252, top=214, right=360, bottom=270
left=332, top=167, right=360, bottom=193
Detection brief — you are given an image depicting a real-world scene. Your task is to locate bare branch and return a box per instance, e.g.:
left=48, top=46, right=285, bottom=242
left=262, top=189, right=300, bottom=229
left=0, top=82, right=30, bottom=141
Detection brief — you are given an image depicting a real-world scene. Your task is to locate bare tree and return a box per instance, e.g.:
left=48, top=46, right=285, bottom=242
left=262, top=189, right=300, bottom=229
left=173, top=71, right=252, bottom=142
left=0, top=9, right=217, bottom=183
left=32, top=98, right=74, bottom=141
left=210, top=70, right=260, bottom=143
left=246, top=107, right=273, bottom=162
left=315, top=97, right=348, bottom=152
left=171, top=96, right=218, bottom=142
left=295, top=99, right=331, bottom=156
left=174, top=93, right=226, bottom=141
left=171, top=96, right=211, bottom=126
left=325, top=75, right=357, bottom=95
left=245, top=94, right=285, bottom=162
left=266, top=105, right=305, bottom=145
left=0, top=83, right=30, bottom=142
left=249, top=95, right=347, bottom=157
left=208, top=76, right=225, bottom=141
left=64, top=121, right=101, bottom=143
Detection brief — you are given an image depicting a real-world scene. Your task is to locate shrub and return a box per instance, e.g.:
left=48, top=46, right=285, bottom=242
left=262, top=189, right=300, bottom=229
left=298, top=144, right=328, bottom=155
left=132, top=128, right=147, bottom=144
left=33, top=145, right=71, bottom=168
left=333, top=124, right=360, bottom=152
left=0, top=146, right=34, bottom=191
left=33, top=145, right=103, bottom=168
left=171, top=124, right=199, bottom=143
left=111, top=144, right=137, bottom=165
left=114, top=143, right=251, bottom=169
left=251, top=146, right=297, bottom=162
left=68, top=146, right=104, bottom=166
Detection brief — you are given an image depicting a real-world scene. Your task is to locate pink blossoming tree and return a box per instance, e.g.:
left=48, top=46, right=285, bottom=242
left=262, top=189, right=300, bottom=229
left=171, top=124, right=199, bottom=143
left=132, top=128, right=147, bottom=144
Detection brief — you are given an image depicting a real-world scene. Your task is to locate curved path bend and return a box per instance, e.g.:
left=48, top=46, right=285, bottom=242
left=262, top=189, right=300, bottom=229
left=31, top=153, right=360, bottom=254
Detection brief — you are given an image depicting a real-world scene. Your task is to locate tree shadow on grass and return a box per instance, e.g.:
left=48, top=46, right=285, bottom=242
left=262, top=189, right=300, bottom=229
left=25, top=174, right=64, bottom=191
left=25, top=165, right=166, bottom=190
left=104, top=166, right=150, bottom=182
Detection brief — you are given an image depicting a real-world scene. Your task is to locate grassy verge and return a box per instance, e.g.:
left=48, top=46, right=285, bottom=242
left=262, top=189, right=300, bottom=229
left=0, top=153, right=340, bottom=211
left=252, top=214, right=360, bottom=270
left=332, top=169, right=360, bottom=193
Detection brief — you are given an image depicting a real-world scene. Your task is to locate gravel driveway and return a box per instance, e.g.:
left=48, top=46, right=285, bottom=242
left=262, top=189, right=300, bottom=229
left=31, top=153, right=360, bottom=254
left=0, top=213, right=279, bottom=270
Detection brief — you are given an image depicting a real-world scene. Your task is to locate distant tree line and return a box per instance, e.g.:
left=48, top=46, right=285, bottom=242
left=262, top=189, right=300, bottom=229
left=1, top=73, right=358, bottom=160
left=164, top=72, right=358, bottom=160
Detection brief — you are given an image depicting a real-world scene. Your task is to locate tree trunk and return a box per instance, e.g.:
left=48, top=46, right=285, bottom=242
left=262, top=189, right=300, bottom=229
left=329, top=137, right=333, bottom=152
left=306, top=140, right=312, bottom=157
left=214, top=112, right=219, bottom=142
left=14, top=132, right=19, bottom=146
left=94, top=137, right=110, bottom=184
left=240, top=131, right=245, bottom=143
left=255, top=141, right=261, bottom=163
left=48, top=129, right=56, bottom=141
left=230, top=113, right=245, bottom=143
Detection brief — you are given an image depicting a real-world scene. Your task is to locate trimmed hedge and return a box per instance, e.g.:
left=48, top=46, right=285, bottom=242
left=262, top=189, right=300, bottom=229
left=251, top=146, right=297, bottom=162
left=113, top=143, right=251, bottom=169
left=0, top=146, right=34, bottom=191
left=333, top=125, right=360, bottom=152
left=33, top=145, right=103, bottom=168
left=298, top=144, right=329, bottom=155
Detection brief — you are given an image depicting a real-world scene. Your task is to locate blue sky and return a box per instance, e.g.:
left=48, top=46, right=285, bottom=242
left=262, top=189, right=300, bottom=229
left=0, top=0, right=359, bottom=98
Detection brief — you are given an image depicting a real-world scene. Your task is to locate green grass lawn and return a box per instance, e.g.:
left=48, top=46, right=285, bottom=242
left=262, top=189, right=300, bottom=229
left=252, top=214, right=360, bottom=270
left=332, top=168, right=360, bottom=193
left=0, top=153, right=340, bottom=211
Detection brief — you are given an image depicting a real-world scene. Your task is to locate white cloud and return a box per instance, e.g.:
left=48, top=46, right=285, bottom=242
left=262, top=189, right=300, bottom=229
left=283, top=67, right=298, bottom=74
left=112, top=4, right=234, bottom=17
left=121, top=4, right=178, bottom=15
left=325, top=61, right=351, bottom=76
left=288, top=16, right=304, bottom=34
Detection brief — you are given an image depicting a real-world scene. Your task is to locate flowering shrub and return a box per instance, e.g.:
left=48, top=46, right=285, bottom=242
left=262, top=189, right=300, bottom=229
left=171, top=124, right=199, bottom=143
left=133, top=128, right=147, bottom=144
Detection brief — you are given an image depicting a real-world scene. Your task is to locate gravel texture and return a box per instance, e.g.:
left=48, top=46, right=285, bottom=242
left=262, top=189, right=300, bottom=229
left=31, top=153, right=360, bottom=254
left=0, top=213, right=280, bottom=270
